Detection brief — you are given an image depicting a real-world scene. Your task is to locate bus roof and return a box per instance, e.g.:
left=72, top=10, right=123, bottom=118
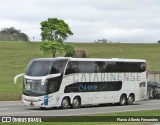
left=32, top=57, right=71, bottom=61
left=70, top=58, right=146, bottom=62
left=32, top=57, right=146, bottom=62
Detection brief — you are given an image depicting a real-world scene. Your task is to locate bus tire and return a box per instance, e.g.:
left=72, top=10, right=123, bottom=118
left=61, top=97, right=70, bottom=109
left=127, top=94, right=134, bottom=105
left=71, top=97, right=80, bottom=109
left=40, top=107, right=47, bottom=110
left=119, top=94, right=127, bottom=106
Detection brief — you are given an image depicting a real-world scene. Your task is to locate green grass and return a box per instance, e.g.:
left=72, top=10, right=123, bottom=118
left=0, top=41, right=48, bottom=100
left=0, top=41, right=160, bottom=100
left=0, top=110, right=160, bottom=124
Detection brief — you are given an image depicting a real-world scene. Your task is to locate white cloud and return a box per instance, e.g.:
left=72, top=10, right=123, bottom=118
left=0, top=0, right=160, bottom=42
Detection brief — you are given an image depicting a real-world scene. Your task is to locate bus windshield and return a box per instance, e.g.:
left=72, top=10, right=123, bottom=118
left=23, top=59, right=68, bottom=96
left=23, top=79, right=47, bottom=96
left=26, top=60, right=53, bottom=76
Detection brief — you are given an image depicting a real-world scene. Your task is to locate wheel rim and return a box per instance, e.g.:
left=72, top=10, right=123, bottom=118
left=62, top=99, right=68, bottom=108
left=121, top=96, right=126, bottom=105
left=128, top=96, right=133, bottom=104
left=73, top=99, right=79, bottom=107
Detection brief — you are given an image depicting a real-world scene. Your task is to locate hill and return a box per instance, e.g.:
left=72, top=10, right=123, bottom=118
left=0, top=41, right=160, bottom=100
left=0, top=27, right=29, bottom=41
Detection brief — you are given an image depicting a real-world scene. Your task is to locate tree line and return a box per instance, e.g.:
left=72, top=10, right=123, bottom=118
left=0, top=27, right=29, bottom=41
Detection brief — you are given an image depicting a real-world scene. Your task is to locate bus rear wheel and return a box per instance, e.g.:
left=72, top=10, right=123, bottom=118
left=119, top=94, right=127, bottom=106
left=71, top=97, right=80, bottom=109
left=127, top=95, right=134, bottom=105
left=61, top=97, right=70, bottom=109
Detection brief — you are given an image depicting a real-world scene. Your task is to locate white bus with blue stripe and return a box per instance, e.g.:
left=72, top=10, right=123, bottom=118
left=14, top=57, right=147, bottom=109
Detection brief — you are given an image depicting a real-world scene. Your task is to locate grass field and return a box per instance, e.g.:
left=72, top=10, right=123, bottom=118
left=0, top=41, right=160, bottom=100
left=0, top=109, right=160, bottom=124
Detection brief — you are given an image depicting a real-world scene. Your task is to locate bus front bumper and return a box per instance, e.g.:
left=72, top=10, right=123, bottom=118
left=22, top=94, right=50, bottom=108
left=21, top=94, right=59, bottom=108
left=22, top=99, right=44, bottom=107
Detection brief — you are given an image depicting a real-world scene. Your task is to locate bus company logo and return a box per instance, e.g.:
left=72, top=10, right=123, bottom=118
left=76, top=84, right=98, bottom=92
left=2, top=117, right=11, bottom=122
left=72, top=73, right=142, bottom=83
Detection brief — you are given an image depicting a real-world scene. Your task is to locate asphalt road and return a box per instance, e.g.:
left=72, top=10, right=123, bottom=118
left=0, top=99, right=160, bottom=116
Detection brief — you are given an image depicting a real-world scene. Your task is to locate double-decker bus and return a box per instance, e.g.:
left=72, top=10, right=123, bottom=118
left=14, top=57, right=147, bottom=109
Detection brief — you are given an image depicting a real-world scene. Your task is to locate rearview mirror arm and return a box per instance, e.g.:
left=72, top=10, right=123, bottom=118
left=14, top=73, right=24, bottom=84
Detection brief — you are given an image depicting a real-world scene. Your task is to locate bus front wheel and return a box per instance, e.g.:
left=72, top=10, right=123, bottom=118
left=61, top=97, right=70, bottom=109
left=71, top=97, right=80, bottom=109
left=119, top=94, right=127, bottom=106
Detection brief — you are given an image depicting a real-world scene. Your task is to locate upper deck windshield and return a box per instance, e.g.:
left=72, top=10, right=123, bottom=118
left=26, top=60, right=53, bottom=76
left=26, top=59, right=68, bottom=76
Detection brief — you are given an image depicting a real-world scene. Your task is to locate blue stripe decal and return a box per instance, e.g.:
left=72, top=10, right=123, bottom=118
left=44, top=95, right=48, bottom=106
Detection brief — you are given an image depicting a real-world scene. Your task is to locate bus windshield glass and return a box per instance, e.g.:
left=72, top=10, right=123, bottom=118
left=23, top=79, right=47, bottom=96
left=26, top=60, right=53, bottom=76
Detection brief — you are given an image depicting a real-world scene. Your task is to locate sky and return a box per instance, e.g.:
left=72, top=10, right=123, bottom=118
left=0, top=0, right=160, bottom=43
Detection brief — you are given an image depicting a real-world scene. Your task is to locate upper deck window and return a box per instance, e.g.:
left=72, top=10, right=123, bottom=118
left=26, top=60, right=53, bottom=76
left=26, top=59, right=68, bottom=76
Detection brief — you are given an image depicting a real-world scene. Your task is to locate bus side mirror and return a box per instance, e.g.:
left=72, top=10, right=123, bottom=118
left=41, top=73, right=61, bottom=85
left=14, top=73, right=24, bottom=84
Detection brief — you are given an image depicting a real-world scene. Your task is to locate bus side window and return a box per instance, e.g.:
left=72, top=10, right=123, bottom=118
left=65, top=61, right=79, bottom=75
left=94, top=61, right=106, bottom=73
left=50, top=62, right=59, bottom=74
left=51, top=60, right=68, bottom=74
left=105, top=62, right=146, bottom=73
left=139, top=62, right=146, bottom=71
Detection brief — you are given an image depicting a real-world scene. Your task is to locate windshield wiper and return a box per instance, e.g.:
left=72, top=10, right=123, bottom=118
left=23, top=90, right=32, bottom=93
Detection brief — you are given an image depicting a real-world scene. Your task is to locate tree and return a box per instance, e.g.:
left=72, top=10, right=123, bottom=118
left=40, top=18, right=75, bottom=57
left=64, top=44, right=75, bottom=57
left=95, top=39, right=109, bottom=43
left=157, top=40, right=160, bottom=44
left=40, top=41, right=63, bottom=57
left=0, top=27, right=29, bottom=41
left=40, top=18, right=73, bottom=42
